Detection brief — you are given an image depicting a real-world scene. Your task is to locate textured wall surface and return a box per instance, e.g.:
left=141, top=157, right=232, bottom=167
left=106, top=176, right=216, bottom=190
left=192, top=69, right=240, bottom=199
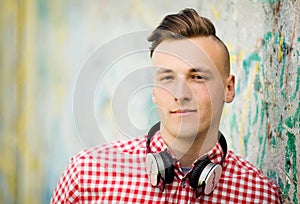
left=0, top=0, right=299, bottom=203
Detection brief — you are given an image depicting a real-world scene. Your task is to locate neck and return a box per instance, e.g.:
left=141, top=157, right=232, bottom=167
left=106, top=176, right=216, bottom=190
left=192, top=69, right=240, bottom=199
left=161, top=128, right=219, bottom=168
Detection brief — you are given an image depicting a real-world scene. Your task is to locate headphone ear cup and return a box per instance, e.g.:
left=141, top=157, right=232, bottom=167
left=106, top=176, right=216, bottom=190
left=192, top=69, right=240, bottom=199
left=189, top=158, right=210, bottom=189
left=159, top=151, right=175, bottom=184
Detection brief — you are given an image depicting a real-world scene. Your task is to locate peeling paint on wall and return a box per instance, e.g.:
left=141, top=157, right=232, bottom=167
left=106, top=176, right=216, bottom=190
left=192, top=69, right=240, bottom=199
left=215, top=1, right=300, bottom=203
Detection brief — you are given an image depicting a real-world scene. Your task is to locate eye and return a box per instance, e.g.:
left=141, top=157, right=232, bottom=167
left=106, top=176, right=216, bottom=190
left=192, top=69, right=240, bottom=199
left=159, top=75, right=174, bottom=81
left=191, top=74, right=206, bottom=81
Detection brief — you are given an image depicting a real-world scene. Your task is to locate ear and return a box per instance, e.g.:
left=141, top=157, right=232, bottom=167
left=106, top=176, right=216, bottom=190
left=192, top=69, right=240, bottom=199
left=224, top=75, right=235, bottom=103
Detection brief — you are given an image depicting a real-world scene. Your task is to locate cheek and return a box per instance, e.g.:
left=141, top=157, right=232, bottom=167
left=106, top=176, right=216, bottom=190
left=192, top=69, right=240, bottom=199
left=152, top=87, right=173, bottom=105
left=192, top=86, right=211, bottom=106
left=204, top=84, right=225, bottom=113
left=193, top=83, right=223, bottom=111
left=210, top=84, right=225, bottom=104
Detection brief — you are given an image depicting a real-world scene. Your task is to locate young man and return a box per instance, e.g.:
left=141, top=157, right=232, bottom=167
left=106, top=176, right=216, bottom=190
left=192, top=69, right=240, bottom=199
left=51, top=8, right=280, bottom=203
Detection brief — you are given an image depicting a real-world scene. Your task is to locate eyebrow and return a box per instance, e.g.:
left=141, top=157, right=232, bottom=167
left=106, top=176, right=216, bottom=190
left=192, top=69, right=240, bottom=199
left=189, top=67, right=211, bottom=74
left=155, top=67, right=212, bottom=75
left=155, top=68, right=174, bottom=75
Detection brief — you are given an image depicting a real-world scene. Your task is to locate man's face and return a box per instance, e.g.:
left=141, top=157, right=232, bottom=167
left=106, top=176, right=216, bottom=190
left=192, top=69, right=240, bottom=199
left=151, top=36, right=233, bottom=139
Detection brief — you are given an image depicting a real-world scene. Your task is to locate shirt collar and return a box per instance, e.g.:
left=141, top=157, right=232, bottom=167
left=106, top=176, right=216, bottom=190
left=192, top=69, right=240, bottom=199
left=148, top=131, right=226, bottom=166
left=148, top=131, right=169, bottom=153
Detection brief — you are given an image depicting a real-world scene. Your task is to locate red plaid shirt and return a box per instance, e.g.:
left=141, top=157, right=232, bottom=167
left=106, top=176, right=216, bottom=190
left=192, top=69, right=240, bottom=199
left=51, top=132, right=280, bottom=203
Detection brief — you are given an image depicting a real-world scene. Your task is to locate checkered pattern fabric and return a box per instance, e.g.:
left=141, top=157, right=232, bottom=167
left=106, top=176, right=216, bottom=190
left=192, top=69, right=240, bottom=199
left=51, top=132, right=280, bottom=203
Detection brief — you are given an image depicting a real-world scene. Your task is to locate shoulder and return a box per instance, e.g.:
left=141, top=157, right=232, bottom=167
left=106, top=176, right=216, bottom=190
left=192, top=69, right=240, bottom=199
left=222, top=150, right=280, bottom=201
left=70, top=135, right=147, bottom=168
left=77, top=135, right=147, bottom=156
left=224, top=150, right=270, bottom=179
left=51, top=136, right=148, bottom=203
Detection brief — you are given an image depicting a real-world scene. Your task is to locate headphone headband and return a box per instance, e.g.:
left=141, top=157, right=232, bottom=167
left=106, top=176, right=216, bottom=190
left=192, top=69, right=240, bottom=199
left=146, top=122, right=160, bottom=153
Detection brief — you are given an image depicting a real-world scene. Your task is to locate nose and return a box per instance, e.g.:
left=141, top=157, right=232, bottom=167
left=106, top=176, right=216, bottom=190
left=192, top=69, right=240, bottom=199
left=173, top=78, right=192, bottom=103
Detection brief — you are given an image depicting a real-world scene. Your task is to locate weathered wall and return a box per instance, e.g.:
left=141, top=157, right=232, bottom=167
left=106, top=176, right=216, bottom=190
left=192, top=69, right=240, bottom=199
left=0, top=0, right=299, bottom=203
left=202, top=1, right=300, bottom=203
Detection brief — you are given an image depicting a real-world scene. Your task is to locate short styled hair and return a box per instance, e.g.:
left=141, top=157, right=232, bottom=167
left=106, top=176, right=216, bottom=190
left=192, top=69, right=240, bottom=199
left=148, top=8, right=230, bottom=74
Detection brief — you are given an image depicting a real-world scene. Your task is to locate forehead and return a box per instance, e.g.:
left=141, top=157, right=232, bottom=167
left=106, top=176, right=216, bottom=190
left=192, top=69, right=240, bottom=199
left=152, top=36, right=226, bottom=74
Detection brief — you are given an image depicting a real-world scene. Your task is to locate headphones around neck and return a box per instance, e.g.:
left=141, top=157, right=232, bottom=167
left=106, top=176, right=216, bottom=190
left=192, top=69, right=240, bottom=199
left=145, top=122, right=227, bottom=195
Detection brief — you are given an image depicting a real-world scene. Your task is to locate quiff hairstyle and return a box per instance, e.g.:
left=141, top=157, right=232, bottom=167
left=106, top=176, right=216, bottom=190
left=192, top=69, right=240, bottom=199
left=147, top=8, right=230, bottom=75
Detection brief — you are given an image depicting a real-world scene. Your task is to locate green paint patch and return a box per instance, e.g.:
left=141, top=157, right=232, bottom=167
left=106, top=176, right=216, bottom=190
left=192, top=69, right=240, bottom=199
left=37, top=0, right=49, bottom=20
left=243, top=131, right=250, bottom=157
left=285, top=132, right=298, bottom=203
left=230, top=114, right=237, bottom=150
left=252, top=94, right=259, bottom=125
left=254, top=74, right=262, bottom=92
left=263, top=32, right=273, bottom=50
left=243, top=53, right=261, bottom=77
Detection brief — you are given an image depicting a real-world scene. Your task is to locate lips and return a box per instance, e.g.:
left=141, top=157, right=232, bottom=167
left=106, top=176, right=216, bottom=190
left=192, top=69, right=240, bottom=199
left=170, top=109, right=197, bottom=114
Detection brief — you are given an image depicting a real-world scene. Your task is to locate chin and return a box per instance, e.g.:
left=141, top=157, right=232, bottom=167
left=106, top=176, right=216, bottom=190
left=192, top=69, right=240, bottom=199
left=169, top=122, right=201, bottom=138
